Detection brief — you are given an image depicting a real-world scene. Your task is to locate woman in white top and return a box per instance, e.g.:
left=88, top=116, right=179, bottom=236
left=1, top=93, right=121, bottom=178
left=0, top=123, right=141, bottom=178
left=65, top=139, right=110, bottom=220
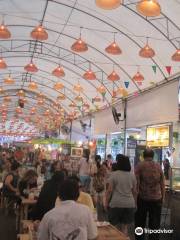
left=79, top=149, right=91, bottom=192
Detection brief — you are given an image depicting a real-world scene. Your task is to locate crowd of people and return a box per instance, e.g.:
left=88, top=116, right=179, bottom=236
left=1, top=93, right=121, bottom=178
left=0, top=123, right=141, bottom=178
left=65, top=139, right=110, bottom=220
left=0, top=146, right=166, bottom=240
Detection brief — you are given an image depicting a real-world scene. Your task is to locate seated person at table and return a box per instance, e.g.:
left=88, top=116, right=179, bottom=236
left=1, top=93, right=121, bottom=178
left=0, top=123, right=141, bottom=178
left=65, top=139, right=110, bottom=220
left=56, top=176, right=95, bottom=212
left=38, top=178, right=98, bottom=240
left=2, top=161, right=20, bottom=202
left=32, top=171, right=65, bottom=220
left=18, top=170, right=38, bottom=198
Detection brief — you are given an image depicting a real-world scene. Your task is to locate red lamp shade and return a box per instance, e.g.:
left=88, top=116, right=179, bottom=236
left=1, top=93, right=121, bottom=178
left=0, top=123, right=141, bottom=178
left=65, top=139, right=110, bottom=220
left=31, top=25, right=48, bottom=41
left=97, top=85, right=106, bottom=94
left=95, top=0, right=122, bottom=10
left=172, top=49, right=180, bottom=62
left=71, top=38, right=88, bottom=52
left=0, top=57, right=7, bottom=69
left=0, top=23, right=11, bottom=39
left=139, top=44, right=155, bottom=58
left=4, top=76, right=15, bottom=84
left=83, top=69, right=96, bottom=80
left=136, top=0, right=161, bottom=17
left=52, top=65, right=65, bottom=78
left=132, top=71, right=144, bottom=82
left=24, top=61, right=38, bottom=73
left=107, top=70, right=120, bottom=81
left=105, top=41, right=122, bottom=55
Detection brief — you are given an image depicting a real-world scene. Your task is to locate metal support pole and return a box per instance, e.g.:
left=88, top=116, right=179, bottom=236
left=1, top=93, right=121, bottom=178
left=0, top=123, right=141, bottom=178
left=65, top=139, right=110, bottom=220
left=104, top=133, right=108, bottom=160
left=69, top=121, right=73, bottom=142
left=123, top=99, right=127, bottom=155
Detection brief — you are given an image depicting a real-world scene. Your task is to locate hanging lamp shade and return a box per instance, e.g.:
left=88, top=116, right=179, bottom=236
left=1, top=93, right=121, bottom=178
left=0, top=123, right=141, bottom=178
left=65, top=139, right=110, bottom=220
left=71, top=38, right=88, bottom=52
left=83, top=69, right=96, bottom=80
left=37, top=92, right=44, bottom=99
left=132, top=71, right=144, bottom=82
left=139, top=43, right=155, bottom=58
left=136, top=0, right=161, bottom=17
left=107, top=70, right=120, bottom=81
left=0, top=87, right=4, bottom=94
left=16, top=106, right=22, bottom=114
left=4, top=76, right=15, bottom=84
left=31, top=25, right=48, bottom=41
left=75, top=95, right=83, bottom=102
left=105, top=41, right=122, bottom=55
left=53, top=82, right=64, bottom=90
left=52, top=65, right=65, bottom=78
left=57, top=93, right=66, bottom=101
left=28, top=81, right=38, bottom=90
left=172, top=49, right=180, bottom=62
left=17, top=89, right=25, bottom=97
left=37, top=99, right=44, bottom=105
left=69, top=102, right=76, bottom=108
left=95, top=0, right=122, bottom=10
left=24, top=61, right=38, bottom=72
left=73, top=83, right=83, bottom=92
left=97, top=85, right=106, bottom=94
left=0, top=57, right=7, bottom=69
left=0, top=22, right=11, bottom=39
left=3, top=96, right=11, bottom=102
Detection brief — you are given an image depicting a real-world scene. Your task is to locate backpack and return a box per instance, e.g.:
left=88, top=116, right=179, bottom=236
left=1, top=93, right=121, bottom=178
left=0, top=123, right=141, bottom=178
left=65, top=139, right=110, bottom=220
left=93, top=175, right=105, bottom=193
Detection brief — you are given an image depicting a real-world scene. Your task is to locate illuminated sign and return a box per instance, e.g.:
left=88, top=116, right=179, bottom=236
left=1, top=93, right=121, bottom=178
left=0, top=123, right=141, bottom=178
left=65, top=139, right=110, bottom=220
left=147, top=126, right=169, bottom=147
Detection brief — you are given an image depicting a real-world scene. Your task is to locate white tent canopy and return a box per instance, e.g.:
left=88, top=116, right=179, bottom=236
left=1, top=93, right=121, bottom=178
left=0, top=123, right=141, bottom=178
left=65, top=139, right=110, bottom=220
left=0, top=0, right=180, bottom=134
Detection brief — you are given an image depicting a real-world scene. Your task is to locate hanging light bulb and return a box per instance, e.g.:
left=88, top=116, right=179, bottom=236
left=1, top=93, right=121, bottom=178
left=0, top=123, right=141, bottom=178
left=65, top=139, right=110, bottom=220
left=24, top=60, right=38, bottom=72
left=132, top=71, right=144, bottom=82
left=4, top=75, right=15, bottom=84
left=107, top=70, right=120, bottom=81
left=28, top=81, right=38, bottom=90
left=95, top=0, right=122, bottom=10
left=52, top=65, right=65, bottom=78
left=171, top=49, right=180, bottom=62
left=0, top=57, right=7, bottom=69
left=31, top=24, right=48, bottom=41
left=53, top=82, right=64, bottom=90
left=139, top=40, right=155, bottom=58
left=136, top=0, right=161, bottom=17
left=0, top=21, right=11, bottom=39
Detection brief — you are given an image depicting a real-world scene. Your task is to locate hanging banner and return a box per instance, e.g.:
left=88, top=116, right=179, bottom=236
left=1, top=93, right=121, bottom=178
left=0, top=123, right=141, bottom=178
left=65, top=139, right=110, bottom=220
left=124, top=81, right=130, bottom=89
left=165, top=66, right=172, bottom=75
left=152, top=65, right=157, bottom=74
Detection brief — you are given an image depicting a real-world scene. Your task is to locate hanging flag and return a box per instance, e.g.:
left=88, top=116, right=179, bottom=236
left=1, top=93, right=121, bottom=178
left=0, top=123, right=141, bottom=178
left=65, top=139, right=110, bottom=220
left=165, top=66, right=172, bottom=75
left=152, top=65, right=157, bottom=74
left=124, top=81, right=130, bottom=89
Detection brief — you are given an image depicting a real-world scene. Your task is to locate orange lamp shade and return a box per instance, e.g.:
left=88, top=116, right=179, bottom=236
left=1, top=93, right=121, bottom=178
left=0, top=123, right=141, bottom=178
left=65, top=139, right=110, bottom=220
left=73, top=83, right=83, bottom=92
left=71, top=38, right=88, bottom=52
left=83, top=69, right=96, bottom=80
left=17, top=90, right=25, bottom=97
left=31, top=25, right=48, bottom=41
left=0, top=57, right=7, bottom=69
left=0, top=87, right=4, bottom=94
left=105, top=41, right=122, bottom=55
left=57, top=93, right=66, bottom=101
left=75, top=95, right=83, bottom=102
left=107, top=70, right=120, bottom=81
left=136, top=0, right=161, bottom=17
left=139, top=44, right=155, bottom=58
left=172, top=49, right=180, bottom=62
left=53, top=82, right=64, bottom=90
left=69, top=102, right=76, bottom=108
left=96, top=0, right=121, bottom=10
left=24, top=61, right=38, bottom=72
left=0, top=23, right=11, bottom=39
left=4, top=76, right=15, bottom=84
left=3, top=96, right=11, bottom=102
left=132, top=71, right=144, bottom=82
left=28, top=82, right=38, bottom=90
left=37, top=99, right=44, bottom=105
left=97, top=85, right=106, bottom=94
left=16, top=107, right=22, bottom=114
left=52, top=65, right=65, bottom=78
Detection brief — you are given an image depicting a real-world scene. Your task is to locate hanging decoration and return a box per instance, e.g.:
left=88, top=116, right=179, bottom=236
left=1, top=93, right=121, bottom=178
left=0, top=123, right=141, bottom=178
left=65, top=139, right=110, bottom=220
left=0, top=21, right=11, bottom=39
left=73, top=83, right=84, bottom=92
left=0, top=87, right=4, bottom=94
left=0, top=57, right=7, bottom=69
left=17, top=89, right=25, bottom=97
left=95, top=0, right=122, bottom=10
left=132, top=71, right=144, bottom=83
left=16, top=106, right=23, bottom=114
left=24, top=60, right=38, bottom=72
left=57, top=93, right=66, bottom=101
left=3, top=96, right=11, bottom=103
left=152, top=65, right=157, bottom=74
left=75, top=95, right=83, bottom=102
left=105, top=33, right=122, bottom=55
left=4, top=75, right=15, bottom=84
left=69, top=102, right=76, bottom=108
left=107, top=70, right=120, bottom=81
left=139, top=39, right=155, bottom=58
left=171, top=49, right=180, bottom=62
left=37, top=99, right=44, bottom=105
left=165, top=66, right=172, bottom=75
left=136, top=0, right=161, bottom=17
left=71, top=28, right=88, bottom=52
left=28, top=82, right=38, bottom=90
left=83, top=68, right=96, bottom=80
left=124, top=81, right=130, bottom=89
left=97, top=85, right=106, bottom=101
left=52, top=65, right=65, bottom=78
left=31, top=24, right=48, bottom=41
left=53, top=82, right=64, bottom=90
